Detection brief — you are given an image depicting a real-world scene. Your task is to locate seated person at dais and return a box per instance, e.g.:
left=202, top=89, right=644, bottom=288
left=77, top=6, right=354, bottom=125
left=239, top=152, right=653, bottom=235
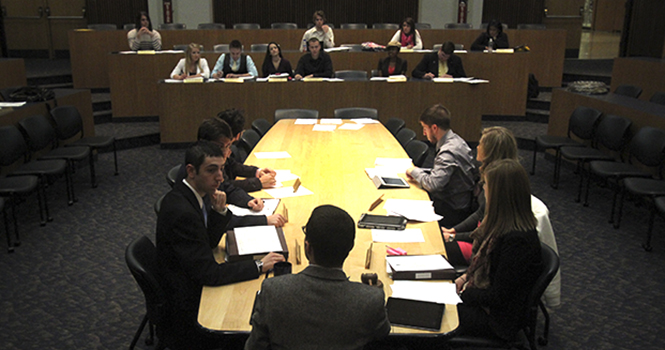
left=300, top=10, right=335, bottom=52
left=389, top=17, right=423, bottom=50
left=412, top=41, right=466, bottom=79
left=377, top=41, right=408, bottom=77
left=127, top=11, right=162, bottom=50
left=212, top=39, right=259, bottom=79
left=470, top=20, right=509, bottom=51
left=170, top=43, right=210, bottom=79
left=261, top=42, right=294, bottom=78
left=294, top=38, right=334, bottom=80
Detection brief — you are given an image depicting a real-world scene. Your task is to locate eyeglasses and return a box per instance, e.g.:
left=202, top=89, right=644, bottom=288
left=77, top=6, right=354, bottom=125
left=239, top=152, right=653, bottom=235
left=301, top=225, right=307, bottom=234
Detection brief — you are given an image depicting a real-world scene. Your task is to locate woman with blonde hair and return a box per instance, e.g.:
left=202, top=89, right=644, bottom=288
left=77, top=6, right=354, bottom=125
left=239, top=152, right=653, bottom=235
left=170, top=43, right=210, bottom=79
left=455, top=158, right=542, bottom=340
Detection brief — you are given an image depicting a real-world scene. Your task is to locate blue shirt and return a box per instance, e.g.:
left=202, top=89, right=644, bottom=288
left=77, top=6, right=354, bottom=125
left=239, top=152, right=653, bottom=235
left=211, top=53, right=258, bottom=77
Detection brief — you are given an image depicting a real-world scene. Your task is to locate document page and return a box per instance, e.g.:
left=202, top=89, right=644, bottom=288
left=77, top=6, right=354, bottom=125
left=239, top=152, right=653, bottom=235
left=312, top=124, right=336, bottom=132
left=390, top=281, right=462, bottom=304
left=383, top=199, right=443, bottom=222
left=234, top=226, right=283, bottom=255
left=386, top=255, right=453, bottom=272
left=264, top=186, right=313, bottom=199
left=227, top=198, right=280, bottom=216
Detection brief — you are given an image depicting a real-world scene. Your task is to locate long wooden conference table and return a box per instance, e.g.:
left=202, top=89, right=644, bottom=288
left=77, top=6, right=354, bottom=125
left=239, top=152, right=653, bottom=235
left=157, top=80, right=486, bottom=146
left=198, top=119, right=459, bottom=336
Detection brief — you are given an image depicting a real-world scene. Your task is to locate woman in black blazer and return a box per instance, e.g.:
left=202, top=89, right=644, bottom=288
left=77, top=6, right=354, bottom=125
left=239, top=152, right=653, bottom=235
left=377, top=41, right=407, bottom=77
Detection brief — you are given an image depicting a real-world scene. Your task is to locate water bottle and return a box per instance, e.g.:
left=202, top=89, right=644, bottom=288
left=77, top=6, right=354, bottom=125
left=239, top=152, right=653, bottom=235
left=488, top=38, right=494, bottom=52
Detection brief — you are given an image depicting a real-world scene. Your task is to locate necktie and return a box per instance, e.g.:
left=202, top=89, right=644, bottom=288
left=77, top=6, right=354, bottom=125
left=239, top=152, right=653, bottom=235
left=231, top=59, right=239, bottom=72
left=202, top=203, right=208, bottom=228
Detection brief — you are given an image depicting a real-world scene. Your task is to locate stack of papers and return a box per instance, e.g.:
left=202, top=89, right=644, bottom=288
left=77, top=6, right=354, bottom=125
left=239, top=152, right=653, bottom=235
left=233, top=226, right=283, bottom=255
left=353, top=118, right=380, bottom=124
left=390, top=281, right=462, bottom=304
left=383, top=199, right=442, bottom=222
left=313, top=124, right=336, bottom=132
left=294, top=119, right=318, bottom=125
left=374, top=158, right=413, bottom=173
left=227, top=198, right=280, bottom=216
left=0, top=101, right=27, bottom=108
left=433, top=77, right=454, bottom=83
left=386, top=254, right=456, bottom=280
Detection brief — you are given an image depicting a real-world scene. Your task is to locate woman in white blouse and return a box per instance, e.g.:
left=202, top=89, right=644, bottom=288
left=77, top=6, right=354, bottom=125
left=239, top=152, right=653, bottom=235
left=170, top=43, right=210, bottom=79
left=389, top=17, right=423, bottom=50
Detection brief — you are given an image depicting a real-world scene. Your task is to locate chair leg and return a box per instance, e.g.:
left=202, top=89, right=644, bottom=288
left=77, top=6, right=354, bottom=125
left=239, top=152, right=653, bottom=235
left=11, top=197, right=21, bottom=248
left=65, top=165, right=74, bottom=206
left=112, top=141, right=119, bottom=176
left=531, top=143, right=538, bottom=175
left=40, top=178, right=53, bottom=223
left=3, top=205, right=13, bottom=253
left=538, top=301, right=550, bottom=346
left=576, top=161, right=585, bottom=203
left=584, top=170, right=593, bottom=207
left=129, top=314, right=148, bottom=350
left=146, top=319, right=155, bottom=345
left=643, top=208, right=656, bottom=252
left=614, top=186, right=626, bottom=229
left=89, top=152, right=98, bottom=188
left=551, top=148, right=561, bottom=189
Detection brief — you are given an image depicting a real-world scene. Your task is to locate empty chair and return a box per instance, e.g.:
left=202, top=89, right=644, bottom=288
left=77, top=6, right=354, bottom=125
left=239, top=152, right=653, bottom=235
left=274, top=109, right=319, bottom=122
left=532, top=106, right=603, bottom=188
left=123, top=23, right=136, bottom=30
left=334, top=70, right=368, bottom=81
left=50, top=105, right=119, bottom=185
left=650, top=91, right=665, bottom=105
left=159, top=23, right=186, bottom=30
left=621, top=178, right=665, bottom=251
left=154, top=193, right=166, bottom=216
left=214, top=44, right=230, bottom=53
left=334, top=107, right=377, bottom=119
left=384, top=118, right=405, bottom=136
left=340, top=23, right=367, bottom=29
left=517, top=23, right=546, bottom=29
left=415, top=23, right=432, bottom=30
left=198, top=23, right=225, bottom=29
left=644, top=196, right=665, bottom=251
left=396, top=128, right=416, bottom=148
left=239, top=129, right=261, bottom=154
left=370, top=69, right=381, bottom=78
left=88, top=24, right=117, bottom=31
left=444, top=23, right=472, bottom=29
left=307, top=22, right=334, bottom=29
left=405, top=140, right=429, bottom=167
left=252, top=118, right=272, bottom=137
left=614, top=84, right=643, bottom=98
left=0, top=175, right=40, bottom=252
left=434, top=43, right=464, bottom=51
left=251, top=43, right=269, bottom=53
left=372, top=23, right=399, bottom=30
left=0, top=197, right=8, bottom=252
left=233, top=23, right=260, bottom=29
left=340, top=44, right=363, bottom=52
left=271, top=23, right=297, bottom=29
left=166, top=164, right=181, bottom=188
left=173, top=44, right=188, bottom=51
left=481, top=23, right=509, bottom=30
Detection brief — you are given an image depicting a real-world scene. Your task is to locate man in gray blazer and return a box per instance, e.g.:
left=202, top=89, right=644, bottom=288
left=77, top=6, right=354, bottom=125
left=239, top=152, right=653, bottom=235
left=245, top=205, right=391, bottom=350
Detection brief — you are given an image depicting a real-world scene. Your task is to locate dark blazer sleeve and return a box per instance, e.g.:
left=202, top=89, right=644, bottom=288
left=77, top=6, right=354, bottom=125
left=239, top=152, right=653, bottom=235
left=412, top=53, right=435, bottom=78
left=447, top=54, right=466, bottom=78
left=314, top=53, right=334, bottom=78
left=470, top=33, right=489, bottom=51
left=221, top=181, right=254, bottom=207
left=495, top=33, right=509, bottom=49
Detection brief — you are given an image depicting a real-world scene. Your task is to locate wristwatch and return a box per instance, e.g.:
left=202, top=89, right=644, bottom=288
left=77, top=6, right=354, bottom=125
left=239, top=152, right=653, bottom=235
left=255, top=260, right=264, bottom=273
left=448, top=233, right=456, bottom=242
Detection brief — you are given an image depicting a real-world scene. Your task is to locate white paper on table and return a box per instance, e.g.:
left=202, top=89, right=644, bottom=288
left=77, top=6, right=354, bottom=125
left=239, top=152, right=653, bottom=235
left=383, top=199, right=442, bottom=222
left=386, top=254, right=453, bottom=272
left=264, top=185, right=313, bottom=199
left=338, top=123, right=364, bottom=130
left=323, top=78, right=344, bottom=82
left=353, top=118, right=380, bottom=124
left=453, top=77, right=473, bottom=82
left=465, top=79, right=490, bottom=84
left=433, top=77, right=454, bottom=83
left=233, top=226, right=283, bottom=255
left=454, top=50, right=467, bottom=54
left=312, top=124, right=336, bottom=132
left=324, top=47, right=351, bottom=52
left=274, top=170, right=299, bottom=182
left=254, top=151, right=291, bottom=159
left=370, top=77, right=389, bottom=81
left=227, top=198, right=280, bottom=216
left=372, top=228, right=425, bottom=243
left=364, top=167, right=403, bottom=180
left=158, top=50, right=183, bottom=54
left=294, top=119, right=318, bottom=125
left=163, top=79, right=183, bottom=83
left=374, top=158, right=413, bottom=171
left=256, top=77, right=269, bottom=82
left=0, top=101, right=27, bottom=107
left=319, top=118, right=343, bottom=124
left=390, top=281, right=462, bottom=304
left=119, top=50, right=137, bottom=54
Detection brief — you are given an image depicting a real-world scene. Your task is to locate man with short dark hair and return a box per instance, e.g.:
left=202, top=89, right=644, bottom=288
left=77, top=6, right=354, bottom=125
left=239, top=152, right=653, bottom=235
left=412, top=41, right=466, bottom=79
left=245, top=205, right=391, bottom=350
left=212, top=39, right=258, bottom=78
left=294, top=38, right=334, bottom=80
left=157, top=140, right=285, bottom=350
left=406, top=104, right=476, bottom=228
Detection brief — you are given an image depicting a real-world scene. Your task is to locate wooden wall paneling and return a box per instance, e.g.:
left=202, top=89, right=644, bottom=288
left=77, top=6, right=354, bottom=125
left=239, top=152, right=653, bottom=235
left=624, top=0, right=665, bottom=58
left=69, top=30, right=127, bottom=88
left=84, top=0, right=147, bottom=27
left=47, top=0, right=87, bottom=51
left=482, top=0, right=546, bottom=28
left=611, top=57, right=665, bottom=101
left=545, top=0, right=584, bottom=16
left=0, top=58, right=27, bottom=88
left=3, top=0, right=51, bottom=51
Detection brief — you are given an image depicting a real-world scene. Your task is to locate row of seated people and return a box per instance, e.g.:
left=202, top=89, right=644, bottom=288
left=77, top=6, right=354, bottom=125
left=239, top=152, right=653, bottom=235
left=129, top=10, right=510, bottom=54
left=170, top=39, right=468, bottom=81
left=150, top=103, right=558, bottom=349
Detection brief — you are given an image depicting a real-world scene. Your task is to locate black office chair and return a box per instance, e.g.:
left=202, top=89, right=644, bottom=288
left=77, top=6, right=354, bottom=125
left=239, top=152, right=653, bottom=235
left=88, top=24, right=117, bottom=30
left=198, top=23, right=225, bottom=30
left=0, top=197, right=9, bottom=252
left=433, top=43, right=463, bottom=51
left=415, top=23, right=432, bottom=30
left=444, top=23, right=472, bottom=29
left=126, top=235, right=171, bottom=350
left=372, top=23, right=399, bottom=30
left=643, top=196, right=665, bottom=251
left=587, top=127, right=665, bottom=228
left=481, top=23, right=509, bottom=30
left=252, top=118, right=272, bottom=137
left=334, top=107, right=377, bottom=119
left=159, top=23, right=186, bottom=30
left=154, top=194, right=166, bottom=216
left=614, top=84, right=642, bottom=98
left=560, top=114, right=632, bottom=202
left=239, top=130, right=261, bottom=154
left=384, top=118, right=405, bottom=136
left=517, top=24, right=546, bottom=30
left=620, top=178, right=665, bottom=251
left=340, top=44, right=363, bottom=52
left=250, top=44, right=269, bottom=52
left=123, top=23, right=136, bottom=30
left=50, top=105, right=119, bottom=182
left=271, top=23, right=297, bottom=29
left=166, top=164, right=181, bottom=188
left=405, top=140, right=429, bottom=167
left=334, top=70, right=368, bottom=81
left=396, top=128, right=416, bottom=148
left=340, top=23, right=367, bottom=29
left=449, top=243, right=560, bottom=350
left=232, top=144, right=248, bottom=164
left=233, top=23, right=260, bottom=29
left=532, top=106, right=603, bottom=188
left=274, top=109, right=319, bottom=122
left=214, top=44, right=230, bottom=53
left=173, top=44, right=188, bottom=51
left=650, top=91, right=665, bottom=105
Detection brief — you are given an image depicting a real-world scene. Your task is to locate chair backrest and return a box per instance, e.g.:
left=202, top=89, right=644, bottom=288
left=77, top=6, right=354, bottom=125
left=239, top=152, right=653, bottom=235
left=166, top=164, right=181, bottom=188
left=415, top=23, right=431, bottom=30
left=214, top=44, right=230, bottom=53
left=444, top=23, right=472, bottom=29
left=159, top=23, right=186, bottom=30
left=384, top=117, right=406, bottom=136
left=0, top=125, right=29, bottom=167
left=650, top=91, right=665, bottom=105
left=125, top=236, right=167, bottom=332
left=340, top=44, right=363, bottom=52
left=396, top=128, right=416, bottom=147
left=198, top=23, right=225, bottom=30
left=334, top=70, right=368, bottom=81
left=251, top=43, right=269, bottom=53
left=372, top=23, right=399, bottom=30
left=154, top=193, right=165, bottom=215
left=88, top=24, right=117, bottom=31
left=567, top=106, right=603, bottom=140
left=271, top=22, right=297, bottom=29
left=405, top=140, right=429, bottom=167
left=370, top=69, right=381, bottom=78
left=614, top=84, right=643, bottom=98
left=173, top=44, right=188, bottom=51
left=334, top=107, right=377, bottom=119
left=517, top=23, right=546, bottom=30
left=308, top=22, right=335, bottom=29
left=123, top=23, right=136, bottom=30
left=481, top=23, right=509, bottom=30
left=628, top=126, right=665, bottom=168
left=50, top=106, right=84, bottom=140
left=594, top=114, right=632, bottom=152
left=17, top=115, right=57, bottom=153
left=232, top=144, right=248, bottom=163
left=433, top=44, right=442, bottom=51
left=340, top=23, right=367, bottom=29
left=233, top=23, right=260, bottom=29
left=251, top=118, right=272, bottom=137
left=239, top=129, right=261, bottom=153
left=526, top=243, right=560, bottom=325
left=274, top=109, right=319, bottom=121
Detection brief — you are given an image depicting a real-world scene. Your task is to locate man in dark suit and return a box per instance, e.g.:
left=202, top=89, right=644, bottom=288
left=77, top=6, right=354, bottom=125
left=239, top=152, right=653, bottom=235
left=412, top=41, right=466, bottom=79
left=245, top=205, right=391, bottom=350
left=157, top=141, right=285, bottom=350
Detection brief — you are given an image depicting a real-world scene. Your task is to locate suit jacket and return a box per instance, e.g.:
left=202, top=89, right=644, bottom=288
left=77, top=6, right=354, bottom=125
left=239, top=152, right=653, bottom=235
left=377, top=56, right=407, bottom=77
left=245, top=265, right=391, bottom=350
left=412, top=52, right=466, bottom=78
left=225, top=155, right=262, bottom=193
